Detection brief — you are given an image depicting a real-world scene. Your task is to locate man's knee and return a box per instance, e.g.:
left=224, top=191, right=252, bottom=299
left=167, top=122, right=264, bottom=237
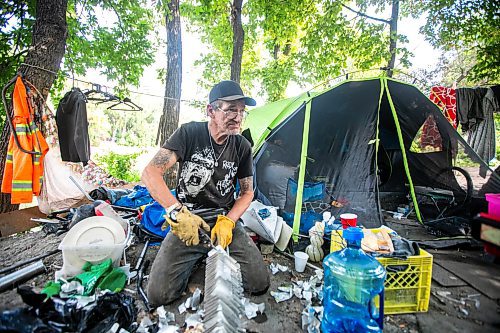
left=241, top=256, right=270, bottom=295
left=244, top=269, right=270, bottom=295
left=147, top=283, right=183, bottom=308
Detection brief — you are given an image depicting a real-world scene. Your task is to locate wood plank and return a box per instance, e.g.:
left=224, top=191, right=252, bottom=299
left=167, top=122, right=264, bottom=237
left=435, top=258, right=500, bottom=299
left=432, top=263, right=467, bottom=287
left=0, top=206, right=45, bottom=237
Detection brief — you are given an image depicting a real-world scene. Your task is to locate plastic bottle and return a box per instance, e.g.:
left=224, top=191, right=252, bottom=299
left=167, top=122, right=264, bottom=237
left=322, top=227, right=386, bottom=333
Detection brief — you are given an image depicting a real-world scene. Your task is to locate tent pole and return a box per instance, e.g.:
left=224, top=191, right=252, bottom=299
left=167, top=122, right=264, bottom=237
left=383, top=78, right=423, bottom=223
left=292, top=100, right=313, bottom=242
left=375, top=78, right=385, bottom=225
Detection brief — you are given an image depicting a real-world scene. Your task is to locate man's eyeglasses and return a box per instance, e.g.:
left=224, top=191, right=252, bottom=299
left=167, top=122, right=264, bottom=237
left=216, top=106, right=248, bottom=119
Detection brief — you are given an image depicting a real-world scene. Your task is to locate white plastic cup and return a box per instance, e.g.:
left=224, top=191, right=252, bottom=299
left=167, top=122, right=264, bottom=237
left=294, top=251, right=309, bottom=273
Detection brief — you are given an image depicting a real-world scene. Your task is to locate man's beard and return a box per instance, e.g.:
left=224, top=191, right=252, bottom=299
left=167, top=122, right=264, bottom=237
left=226, top=126, right=241, bottom=136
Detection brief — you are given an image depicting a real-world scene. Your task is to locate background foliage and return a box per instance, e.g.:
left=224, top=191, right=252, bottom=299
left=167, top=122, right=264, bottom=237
left=95, top=151, right=142, bottom=182
left=0, top=0, right=158, bottom=123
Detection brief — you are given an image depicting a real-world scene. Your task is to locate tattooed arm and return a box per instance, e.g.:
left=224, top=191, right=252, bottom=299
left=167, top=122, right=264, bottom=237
left=226, top=176, right=254, bottom=222
left=141, top=148, right=180, bottom=209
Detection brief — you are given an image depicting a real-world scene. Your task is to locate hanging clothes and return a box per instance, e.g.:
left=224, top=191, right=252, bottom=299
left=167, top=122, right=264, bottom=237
left=456, top=87, right=487, bottom=132
left=56, top=89, right=90, bottom=165
left=31, top=87, right=95, bottom=214
left=466, top=88, right=498, bottom=166
left=429, top=86, right=457, bottom=128
left=456, top=87, right=498, bottom=176
left=1, top=76, right=49, bottom=204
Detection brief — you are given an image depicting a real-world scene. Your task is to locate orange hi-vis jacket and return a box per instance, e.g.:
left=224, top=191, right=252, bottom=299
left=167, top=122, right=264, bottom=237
left=1, top=76, right=49, bottom=204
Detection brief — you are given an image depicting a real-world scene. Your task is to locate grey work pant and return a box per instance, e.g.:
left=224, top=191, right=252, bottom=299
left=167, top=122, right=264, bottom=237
left=147, top=223, right=270, bottom=307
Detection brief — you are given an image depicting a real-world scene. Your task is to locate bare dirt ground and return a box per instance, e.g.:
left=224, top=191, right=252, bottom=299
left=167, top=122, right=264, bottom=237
left=1, top=214, right=499, bottom=332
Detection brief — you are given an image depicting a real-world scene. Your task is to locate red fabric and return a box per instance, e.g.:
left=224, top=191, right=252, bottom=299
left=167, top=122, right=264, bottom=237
left=429, top=86, right=457, bottom=128
left=420, top=115, right=443, bottom=149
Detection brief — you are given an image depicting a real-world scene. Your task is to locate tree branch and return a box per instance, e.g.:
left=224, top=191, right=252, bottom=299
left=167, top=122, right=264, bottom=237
left=103, top=0, right=126, bottom=36
left=340, top=2, right=390, bottom=24
left=456, top=66, right=471, bottom=84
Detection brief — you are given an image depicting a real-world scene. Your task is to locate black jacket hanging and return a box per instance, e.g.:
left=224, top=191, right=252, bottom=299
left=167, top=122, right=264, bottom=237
left=56, top=88, right=90, bottom=166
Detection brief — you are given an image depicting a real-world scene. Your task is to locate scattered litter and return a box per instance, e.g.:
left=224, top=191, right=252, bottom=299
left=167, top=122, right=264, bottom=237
left=156, top=305, right=175, bottom=327
left=74, top=294, right=98, bottom=308
left=303, top=290, right=313, bottom=302
left=436, top=290, right=451, bottom=297
left=185, top=297, right=192, bottom=309
left=107, top=323, right=129, bottom=333
left=459, top=307, right=469, bottom=316
left=181, top=288, right=203, bottom=313
left=393, top=212, right=404, bottom=220
left=191, top=288, right=202, bottom=310
left=185, top=310, right=204, bottom=328
left=434, top=291, right=466, bottom=305
left=293, top=285, right=302, bottom=299
left=123, top=288, right=136, bottom=294
left=157, top=325, right=179, bottom=333
left=184, top=324, right=204, bottom=333
left=270, top=263, right=289, bottom=274
left=59, top=280, right=84, bottom=298
left=278, top=285, right=293, bottom=293
left=157, top=305, right=167, bottom=320
left=272, top=268, right=325, bottom=307
left=242, top=298, right=265, bottom=319
left=178, top=302, right=187, bottom=314
left=302, top=305, right=323, bottom=333
left=271, top=285, right=293, bottom=303
left=466, top=294, right=481, bottom=309
left=139, top=316, right=154, bottom=329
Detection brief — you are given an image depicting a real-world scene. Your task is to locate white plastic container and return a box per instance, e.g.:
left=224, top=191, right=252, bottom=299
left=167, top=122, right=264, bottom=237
left=57, top=216, right=127, bottom=278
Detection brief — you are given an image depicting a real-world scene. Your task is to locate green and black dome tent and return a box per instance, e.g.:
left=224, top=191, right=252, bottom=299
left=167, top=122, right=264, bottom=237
left=243, top=77, right=498, bottom=239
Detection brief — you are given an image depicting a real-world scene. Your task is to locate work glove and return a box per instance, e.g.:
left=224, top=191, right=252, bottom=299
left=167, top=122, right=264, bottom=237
left=211, top=215, right=235, bottom=249
left=164, top=206, right=210, bottom=246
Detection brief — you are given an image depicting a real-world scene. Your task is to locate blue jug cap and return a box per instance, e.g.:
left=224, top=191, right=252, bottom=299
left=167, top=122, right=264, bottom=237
left=343, top=227, right=364, bottom=241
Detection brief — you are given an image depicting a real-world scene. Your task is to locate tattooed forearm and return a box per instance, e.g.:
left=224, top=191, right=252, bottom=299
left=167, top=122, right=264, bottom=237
left=151, top=148, right=176, bottom=174
left=239, top=176, right=253, bottom=194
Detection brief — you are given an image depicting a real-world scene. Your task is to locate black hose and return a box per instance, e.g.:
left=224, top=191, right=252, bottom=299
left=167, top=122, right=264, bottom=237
left=0, top=249, right=60, bottom=276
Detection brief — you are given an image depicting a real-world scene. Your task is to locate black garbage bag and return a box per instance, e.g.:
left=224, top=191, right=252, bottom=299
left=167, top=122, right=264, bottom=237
left=89, top=187, right=132, bottom=204
left=67, top=200, right=106, bottom=229
left=89, top=187, right=110, bottom=202
left=0, top=286, right=137, bottom=332
left=0, top=307, right=51, bottom=332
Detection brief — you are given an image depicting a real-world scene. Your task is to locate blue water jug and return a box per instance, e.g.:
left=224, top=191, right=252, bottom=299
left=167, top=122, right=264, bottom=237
left=322, top=227, right=386, bottom=333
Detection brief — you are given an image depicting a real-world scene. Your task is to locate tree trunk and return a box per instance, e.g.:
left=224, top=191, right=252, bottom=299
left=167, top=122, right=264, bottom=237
left=230, top=0, right=244, bottom=83
left=0, top=0, right=68, bottom=213
left=158, top=0, right=182, bottom=188
left=386, top=0, right=399, bottom=77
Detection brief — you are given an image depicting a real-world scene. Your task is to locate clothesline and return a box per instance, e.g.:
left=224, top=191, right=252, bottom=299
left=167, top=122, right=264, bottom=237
left=19, top=63, right=192, bottom=103
left=18, top=63, right=442, bottom=105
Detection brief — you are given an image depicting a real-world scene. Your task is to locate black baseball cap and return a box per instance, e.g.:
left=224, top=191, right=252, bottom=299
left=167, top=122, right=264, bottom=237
left=209, top=80, right=256, bottom=106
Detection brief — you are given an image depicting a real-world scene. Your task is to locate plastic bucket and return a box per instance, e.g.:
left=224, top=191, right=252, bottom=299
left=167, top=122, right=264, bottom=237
left=57, top=216, right=128, bottom=278
left=485, top=193, right=500, bottom=218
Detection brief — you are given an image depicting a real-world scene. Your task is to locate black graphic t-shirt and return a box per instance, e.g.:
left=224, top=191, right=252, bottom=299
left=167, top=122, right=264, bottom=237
left=162, top=121, right=253, bottom=210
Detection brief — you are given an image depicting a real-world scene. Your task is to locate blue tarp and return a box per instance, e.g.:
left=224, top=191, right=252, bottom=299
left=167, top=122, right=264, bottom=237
left=114, top=185, right=154, bottom=208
